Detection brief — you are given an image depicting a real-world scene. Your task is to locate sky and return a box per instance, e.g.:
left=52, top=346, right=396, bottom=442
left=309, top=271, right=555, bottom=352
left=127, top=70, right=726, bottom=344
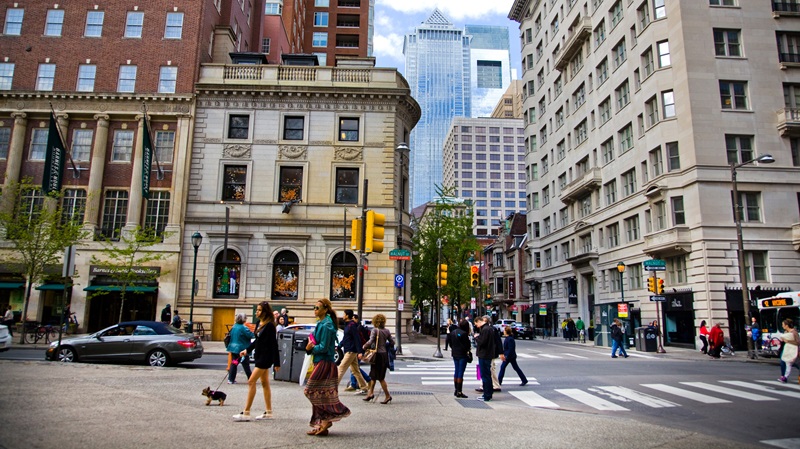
left=371, top=0, right=523, bottom=78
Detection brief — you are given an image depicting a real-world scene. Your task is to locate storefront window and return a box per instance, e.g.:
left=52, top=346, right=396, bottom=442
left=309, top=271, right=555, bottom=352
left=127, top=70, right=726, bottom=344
left=330, top=252, right=356, bottom=300
left=272, top=250, right=299, bottom=300
left=214, top=250, right=241, bottom=298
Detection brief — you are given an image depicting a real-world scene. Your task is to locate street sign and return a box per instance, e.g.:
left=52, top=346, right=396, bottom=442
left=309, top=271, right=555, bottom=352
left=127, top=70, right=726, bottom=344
left=398, top=296, right=404, bottom=311
left=650, top=295, right=667, bottom=302
left=643, top=259, right=666, bottom=271
left=389, top=249, right=411, bottom=260
left=394, top=274, right=404, bottom=288
left=618, top=303, right=629, bottom=318
left=470, top=297, right=476, bottom=310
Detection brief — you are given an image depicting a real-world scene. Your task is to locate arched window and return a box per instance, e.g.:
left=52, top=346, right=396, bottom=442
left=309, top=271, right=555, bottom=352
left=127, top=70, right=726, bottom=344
left=272, top=250, right=299, bottom=300
left=214, top=249, right=241, bottom=298
left=330, top=252, right=356, bottom=301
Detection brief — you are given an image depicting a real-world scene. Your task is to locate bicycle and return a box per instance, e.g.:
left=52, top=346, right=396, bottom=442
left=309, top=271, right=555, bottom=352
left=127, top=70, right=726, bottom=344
left=758, top=335, right=783, bottom=358
left=24, top=323, right=57, bottom=344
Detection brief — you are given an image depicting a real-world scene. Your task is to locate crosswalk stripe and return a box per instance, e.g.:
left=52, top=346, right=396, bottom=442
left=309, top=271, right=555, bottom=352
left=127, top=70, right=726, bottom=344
left=681, top=382, right=779, bottom=401
left=720, top=381, right=800, bottom=399
left=640, top=383, right=731, bottom=404
left=510, top=391, right=560, bottom=409
left=517, top=353, right=537, bottom=358
left=596, top=386, right=679, bottom=408
left=556, top=388, right=630, bottom=411
left=538, top=354, right=562, bottom=359
left=422, top=380, right=482, bottom=385
left=760, top=437, right=800, bottom=448
left=757, top=380, right=800, bottom=392
left=562, top=353, right=588, bottom=359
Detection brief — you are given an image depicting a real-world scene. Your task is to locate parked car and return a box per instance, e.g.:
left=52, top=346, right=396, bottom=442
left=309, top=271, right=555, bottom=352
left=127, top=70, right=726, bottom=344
left=46, top=321, right=203, bottom=367
left=0, top=324, right=11, bottom=352
left=284, top=323, right=345, bottom=365
left=513, top=323, right=534, bottom=340
left=493, top=319, right=517, bottom=333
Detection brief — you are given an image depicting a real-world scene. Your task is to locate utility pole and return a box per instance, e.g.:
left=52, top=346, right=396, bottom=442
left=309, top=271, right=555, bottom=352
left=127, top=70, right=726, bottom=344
left=356, top=180, right=368, bottom=322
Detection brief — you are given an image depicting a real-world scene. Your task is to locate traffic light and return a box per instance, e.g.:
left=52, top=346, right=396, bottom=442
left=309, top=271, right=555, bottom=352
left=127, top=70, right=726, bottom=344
left=657, top=278, right=665, bottom=295
left=438, top=264, right=448, bottom=287
left=350, top=218, right=362, bottom=251
left=647, top=277, right=655, bottom=293
left=365, top=210, right=385, bottom=253
left=470, top=265, right=479, bottom=287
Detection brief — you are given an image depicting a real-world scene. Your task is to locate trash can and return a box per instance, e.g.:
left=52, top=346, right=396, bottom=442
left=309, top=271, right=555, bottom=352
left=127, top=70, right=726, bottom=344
left=290, top=330, right=313, bottom=383
left=275, top=329, right=295, bottom=381
left=635, top=327, right=645, bottom=351
left=637, top=326, right=658, bottom=352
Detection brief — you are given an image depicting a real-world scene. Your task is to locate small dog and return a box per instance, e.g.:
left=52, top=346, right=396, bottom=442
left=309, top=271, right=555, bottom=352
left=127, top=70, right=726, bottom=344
left=202, top=387, right=227, bottom=406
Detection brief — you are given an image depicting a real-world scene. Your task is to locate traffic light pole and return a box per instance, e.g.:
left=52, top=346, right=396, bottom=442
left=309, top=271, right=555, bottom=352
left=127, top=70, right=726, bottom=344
left=356, top=180, right=368, bottom=322
left=433, top=239, right=443, bottom=358
left=649, top=272, right=667, bottom=354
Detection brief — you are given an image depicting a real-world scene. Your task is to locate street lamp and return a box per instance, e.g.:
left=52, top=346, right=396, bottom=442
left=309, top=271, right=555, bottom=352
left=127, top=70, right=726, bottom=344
left=731, top=153, right=775, bottom=359
left=617, top=261, right=626, bottom=304
left=188, top=231, right=202, bottom=333
left=395, top=142, right=409, bottom=356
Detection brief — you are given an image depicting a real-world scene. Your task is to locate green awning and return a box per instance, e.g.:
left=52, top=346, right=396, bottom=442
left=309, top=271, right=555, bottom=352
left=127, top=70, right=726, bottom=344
left=36, top=284, right=68, bottom=291
left=0, top=282, right=24, bottom=289
left=84, top=285, right=158, bottom=293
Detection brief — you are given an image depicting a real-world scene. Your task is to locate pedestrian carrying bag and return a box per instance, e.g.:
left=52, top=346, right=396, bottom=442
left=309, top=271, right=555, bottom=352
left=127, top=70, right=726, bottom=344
left=300, top=353, right=314, bottom=386
left=223, top=332, right=231, bottom=347
left=362, top=329, right=380, bottom=364
left=466, top=349, right=473, bottom=364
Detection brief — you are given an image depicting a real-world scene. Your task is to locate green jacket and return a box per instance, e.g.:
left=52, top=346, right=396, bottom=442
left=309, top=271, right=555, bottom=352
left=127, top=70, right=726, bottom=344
left=311, top=315, right=337, bottom=362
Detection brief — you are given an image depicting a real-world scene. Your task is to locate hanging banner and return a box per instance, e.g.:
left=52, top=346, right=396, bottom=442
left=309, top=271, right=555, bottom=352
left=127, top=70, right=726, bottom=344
left=618, top=303, right=629, bottom=318
left=42, top=112, right=66, bottom=194
left=539, top=304, right=547, bottom=316
left=141, top=116, right=154, bottom=199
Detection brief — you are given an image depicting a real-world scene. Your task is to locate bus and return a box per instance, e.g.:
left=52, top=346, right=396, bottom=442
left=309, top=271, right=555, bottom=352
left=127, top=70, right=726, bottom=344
left=756, top=291, right=800, bottom=354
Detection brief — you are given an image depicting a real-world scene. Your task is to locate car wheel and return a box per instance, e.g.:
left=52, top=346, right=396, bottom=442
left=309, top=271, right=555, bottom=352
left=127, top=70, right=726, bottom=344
left=147, top=349, right=169, bottom=367
left=57, top=346, right=77, bottom=363
left=334, top=347, right=343, bottom=366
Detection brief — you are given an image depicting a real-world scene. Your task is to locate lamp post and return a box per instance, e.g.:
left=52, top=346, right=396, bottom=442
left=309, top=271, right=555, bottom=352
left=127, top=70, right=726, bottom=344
left=617, top=262, right=626, bottom=350
left=731, top=153, right=775, bottom=360
left=395, top=142, right=409, bottom=356
left=188, top=231, right=202, bottom=333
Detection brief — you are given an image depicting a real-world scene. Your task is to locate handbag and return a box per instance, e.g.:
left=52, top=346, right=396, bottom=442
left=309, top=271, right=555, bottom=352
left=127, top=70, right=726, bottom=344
left=223, top=332, right=231, bottom=347
left=362, top=329, right=380, bottom=364
left=466, top=350, right=473, bottom=364
left=300, top=353, right=314, bottom=385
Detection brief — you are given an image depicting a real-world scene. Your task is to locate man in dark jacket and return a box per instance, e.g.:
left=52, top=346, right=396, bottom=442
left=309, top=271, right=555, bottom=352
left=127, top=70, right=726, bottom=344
left=474, top=316, right=496, bottom=401
left=337, top=309, right=368, bottom=393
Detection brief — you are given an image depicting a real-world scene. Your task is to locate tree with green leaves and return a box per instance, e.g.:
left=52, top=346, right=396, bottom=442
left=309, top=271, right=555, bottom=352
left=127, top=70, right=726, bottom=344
left=89, top=226, right=173, bottom=323
left=410, top=186, right=480, bottom=331
left=0, top=180, right=88, bottom=344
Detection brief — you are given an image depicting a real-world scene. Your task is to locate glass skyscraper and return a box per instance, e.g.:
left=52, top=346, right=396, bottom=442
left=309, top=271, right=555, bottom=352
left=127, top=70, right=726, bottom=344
left=404, top=9, right=471, bottom=208
left=465, top=25, right=513, bottom=119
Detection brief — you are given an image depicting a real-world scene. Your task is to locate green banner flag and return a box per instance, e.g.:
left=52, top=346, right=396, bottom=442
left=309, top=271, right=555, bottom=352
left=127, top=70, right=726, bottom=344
left=42, top=113, right=66, bottom=194
left=141, top=116, right=153, bottom=200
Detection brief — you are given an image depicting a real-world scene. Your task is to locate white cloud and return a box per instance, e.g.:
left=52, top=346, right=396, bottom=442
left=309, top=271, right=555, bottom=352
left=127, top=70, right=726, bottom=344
left=373, top=32, right=405, bottom=69
left=375, top=0, right=514, bottom=21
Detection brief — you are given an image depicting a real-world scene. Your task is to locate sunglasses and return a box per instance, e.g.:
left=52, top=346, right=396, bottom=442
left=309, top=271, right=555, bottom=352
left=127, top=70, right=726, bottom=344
left=314, top=306, right=323, bottom=310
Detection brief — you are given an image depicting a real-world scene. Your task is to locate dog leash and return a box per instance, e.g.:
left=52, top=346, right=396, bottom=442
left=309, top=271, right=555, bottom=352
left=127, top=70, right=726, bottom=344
left=213, top=355, right=241, bottom=391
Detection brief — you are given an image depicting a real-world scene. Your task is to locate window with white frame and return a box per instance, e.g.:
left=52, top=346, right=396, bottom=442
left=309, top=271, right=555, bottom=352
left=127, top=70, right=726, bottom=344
left=653, top=0, right=666, bottom=19
left=29, top=128, right=48, bottom=160
left=4, top=8, right=24, bottom=35
left=71, top=129, right=93, bottom=161
left=637, top=2, right=650, bottom=32
left=654, top=201, right=667, bottom=230
left=0, top=63, right=14, bottom=90
left=20, top=188, right=45, bottom=224
left=144, top=191, right=170, bottom=237
left=45, top=9, right=64, bottom=36
left=579, top=194, right=592, bottom=218
left=662, top=90, right=675, bottom=118
left=671, top=196, right=685, bottom=225
left=77, top=64, right=96, bottom=92
left=155, top=130, right=175, bottom=163
left=112, top=130, right=134, bottom=162
left=610, top=0, right=623, bottom=28
left=100, top=190, right=128, bottom=240
left=158, top=66, right=178, bottom=93
left=314, top=12, right=328, bottom=26
left=713, top=29, right=741, bottom=57
left=735, top=191, right=761, bottom=222
left=720, top=80, right=748, bottom=110
left=61, top=189, right=87, bottom=225
left=36, top=64, right=56, bottom=91
left=312, top=32, right=328, bottom=47
left=725, top=134, right=753, bottom=164
left=165, top=12, right=184, bottom=39
left=710, top=0, right=736, bottom=7
left=657, top=40, right=671, bottom=67
left=261, top=38, right=271, bottom=54
left=607, top=223, right=620, bottom=247
left=117, top=65, right=137, bottom=93
left=666, top=254, right=687, bottom=284
left=625, top=215, right=640, bottom=241
left=265, top=2, right=282, bottom=14
left=599, top=97, right=612, bottom=125
left=125, top=11, right=144, bottom=38
left=85, top=11, right=104, bottom=37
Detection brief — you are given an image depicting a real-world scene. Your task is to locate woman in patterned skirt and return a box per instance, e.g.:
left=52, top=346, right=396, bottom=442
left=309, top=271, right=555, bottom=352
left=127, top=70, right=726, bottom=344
left=304, top=298, right=351, bottom=436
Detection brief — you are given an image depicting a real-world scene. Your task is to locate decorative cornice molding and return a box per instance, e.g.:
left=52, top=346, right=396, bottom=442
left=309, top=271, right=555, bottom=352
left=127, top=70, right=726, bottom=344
left=279, top=145, right=307, bottom=160
left=335, top=147, right=362, bottom=161
left=223, top=144, right=252, bottom=158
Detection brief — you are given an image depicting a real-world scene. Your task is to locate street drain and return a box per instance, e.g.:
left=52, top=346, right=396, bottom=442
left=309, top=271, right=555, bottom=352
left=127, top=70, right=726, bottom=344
left=392, top=391, right=434, bottom=396
left=458, top=400, right=492, bottom=409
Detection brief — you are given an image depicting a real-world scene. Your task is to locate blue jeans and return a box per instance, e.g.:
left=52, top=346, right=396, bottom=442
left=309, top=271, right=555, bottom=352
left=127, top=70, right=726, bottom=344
left=453, top=357, right=468, bottom=379
left=498, top=358, right=527, bottom=384
left=611, top=340, right=628, bottom=357
left=478, top=358, right=493, bottom=399
left=350, top=368, right=371, bottom=389
left=228, top=353, right=251, bottom=382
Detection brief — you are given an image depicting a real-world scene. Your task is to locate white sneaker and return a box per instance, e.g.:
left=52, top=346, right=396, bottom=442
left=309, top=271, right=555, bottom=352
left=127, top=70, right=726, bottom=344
left=232, top=412, right=251, bottom=421
left=354, top=389, right=368, bottom=395
left=255, top=411, right=273, bottom=420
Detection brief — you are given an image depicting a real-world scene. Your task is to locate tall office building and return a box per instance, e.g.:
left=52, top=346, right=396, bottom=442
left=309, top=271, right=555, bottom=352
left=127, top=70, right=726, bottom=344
left=510, top=0, right=800, bottom=349
left=465, top=25, right=514, bottom=118
left=404, top=9, right=471, bottom=208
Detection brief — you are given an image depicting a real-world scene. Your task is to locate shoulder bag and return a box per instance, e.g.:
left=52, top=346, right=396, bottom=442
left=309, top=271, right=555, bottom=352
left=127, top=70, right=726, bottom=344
left=362, top=329, right=379, bottom=364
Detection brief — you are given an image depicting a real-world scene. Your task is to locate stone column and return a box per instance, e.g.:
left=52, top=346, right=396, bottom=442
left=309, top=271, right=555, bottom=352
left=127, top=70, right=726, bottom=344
left=124, top=115, right=145, bottom=231
left=83, top=114, right=110, bottom=234
left=1, top=112, right=28, bottom=213
left=163, top=113, right=192, bottom=244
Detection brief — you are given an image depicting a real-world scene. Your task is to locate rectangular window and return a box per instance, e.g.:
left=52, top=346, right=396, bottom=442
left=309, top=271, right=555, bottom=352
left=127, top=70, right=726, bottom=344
left=222, top=165, right=247, bottom=201
left=597, top=58, right=609, bottom=85
left=667, top=142, right=680, bottom=171
left=155, top=130, right=175, bottom=163
left=144, top=191, right=170, bottom=237
left=77, top=64, right=96, bottom=92
left=653, top=0, right=666, bottom=19
left=654, top=201, right=667, bottom=230
left=605, top=180, right=618, bottom=205
left=112, top=130, right=134, bottom=162
left=610, top=1, right=623, bottom=28
left=228, top=115, right=250, bottom=139
left=622, top=169, right=637, bottom=197
left=642, top=47, right=654, bottom=78
left=616, top=80, right=630, bottom=109
left=315, top=0, right=329, bottom=5
left=165, top=12, right=184, bottom=39
left=339, top=117, right=359, bottom=141
left=710, top=0, right=736, bottom=5
left=71, top=129, right=93, bottom=161
left=594, top=20, right=606, bottom=47
left=618, top=124, right=633, bottom=153
left=314, top=12, right=329, bottom=26
left=645, top=96, right=659, bottom=127
left=30, top=128, right=48, bottom=160
left=279, top=166, right=303, bottom=202
left=4, top=8, right=23, bottom=35
left=720, top=80, right=748, bottom=110
left=777, top=32, right=800, bottom=63
left=265, top=2, right=281, bottom=14
left=0, top=127, right=10, bottom=158
left=36, top=64, right=56, bottom=91
left=100, top=190, right=128, bottom=240
left=477, top=60, right=503, bottom=89
left=714, top=29, right=741, bottom=57
left=735, top=191, right=761, bottom=222
left=117, top=65, right=137, bottom=93
left=335, top=167, right=359, bottom=204
left=725, top=135, right=753, bottom=164
left=662, top=90, right=675, bottom=118
left=20, top=188, right=45, bottom=224
left=261, top=38, right=271, bottom=54
left=602, top=138, right=615, bottom=164
left=283, top=116, right=304, bottom=140
left=312, top=32, right=328, bottom=47
left=599, top=97, right=612, bottom=124
left=613, top=39, right=627, bottom=69
left=125, top=11, right=144, bottom=38
left=85, top=11, right=104, bottom=37
left=607, top=223, right=620, bottom=247
left=0, top=63, right=13, bottom=90
left=158, top=66, right=178, bottom=93
left=637, top=2, right=650, bottom=31
left=61, top=189, right=87, bottom=225
left=625, top=215, right=640, bottom=241
left=745, top=251, right=768, bottom=282
left=657, top=40, right=671, bottom=67
left=45, top=9, right=64, bottom=36
left=671, top=196, right=685, bottom=225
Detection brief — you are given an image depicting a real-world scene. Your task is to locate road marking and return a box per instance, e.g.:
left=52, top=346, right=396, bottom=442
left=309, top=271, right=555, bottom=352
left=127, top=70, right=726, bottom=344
left=538, top=354, right=562, bottom=359
left=510, top=391, right=560, bottom=409
left=596, top=386, right=679, bottom=408
left=555, top=388, right=629, bottom=411
left=680, top=382, right=779, bottom=401
left=757, top=380, right=800, bottom=392
left=720, top=381, right=800, bottom=399
left=640, top=383, right=730, bottom=404
left=517, top=353, right=537, bottom=359
left=760, top=437, right=800, bottom=448
left=562, top=353, right=588, bottom=359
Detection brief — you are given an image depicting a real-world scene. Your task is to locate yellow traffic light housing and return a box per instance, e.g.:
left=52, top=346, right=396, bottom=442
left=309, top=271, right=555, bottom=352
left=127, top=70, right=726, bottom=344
left=350, top=218, right=362, bottom=251
left=470, top=265, right=479, bottom=287
left=657, top=278, right=665, bottom=295
left=438, top=264, right=448, bottom=287
left=647, top=277, right=655, bottom=293
left=365, top=210, right=385, bottom=253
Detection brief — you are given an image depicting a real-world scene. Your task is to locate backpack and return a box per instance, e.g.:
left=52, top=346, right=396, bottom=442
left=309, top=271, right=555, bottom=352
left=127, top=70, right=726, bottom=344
left=358, top=324, right=370, bottom=347
left=493, top=326, right=504, bottom=358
